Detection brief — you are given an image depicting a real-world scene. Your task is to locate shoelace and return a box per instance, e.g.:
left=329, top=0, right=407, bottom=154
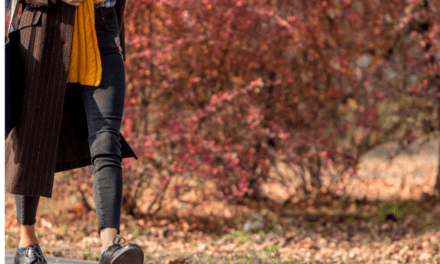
left=113, top=235, right=126, bottom=246
left=25, top=245, right=46, bottom=264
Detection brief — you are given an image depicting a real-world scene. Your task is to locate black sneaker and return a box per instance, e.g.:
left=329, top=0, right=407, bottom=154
left=14, top=244, right=47, bottom=264
left=99, top=235, right=144, bottom=264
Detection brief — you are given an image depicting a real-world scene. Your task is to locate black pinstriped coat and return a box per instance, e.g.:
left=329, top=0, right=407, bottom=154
left=5, top=0, right=138, bottom=198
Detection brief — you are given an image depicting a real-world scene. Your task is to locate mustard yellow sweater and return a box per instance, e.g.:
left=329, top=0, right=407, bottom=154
left=66, top=0, right=102, bottom=87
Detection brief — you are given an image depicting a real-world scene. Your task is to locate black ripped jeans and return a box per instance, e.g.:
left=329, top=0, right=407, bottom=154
left=15, top=5, right=125, bottom=237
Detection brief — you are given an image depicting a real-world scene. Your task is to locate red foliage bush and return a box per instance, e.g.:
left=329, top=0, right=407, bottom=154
left=35, top=0, right=440, bottom=213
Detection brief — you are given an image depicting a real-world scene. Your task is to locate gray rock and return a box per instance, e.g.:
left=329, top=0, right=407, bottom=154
left=243, top=213, right=265, bottom=233
left=53, top=248, right=64, bottom=257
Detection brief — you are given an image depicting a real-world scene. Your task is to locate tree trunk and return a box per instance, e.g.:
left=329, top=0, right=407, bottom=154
left=243, top=165, right=261, bottom=200
left=309, top=155, right=323, bottom=194
left=435, top=80, right=440, bottom=195
left=435, top=140, right=440, bottom=195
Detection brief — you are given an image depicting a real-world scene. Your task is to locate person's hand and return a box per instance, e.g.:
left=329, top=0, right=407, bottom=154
left=60, top=0, right=83, bottom=6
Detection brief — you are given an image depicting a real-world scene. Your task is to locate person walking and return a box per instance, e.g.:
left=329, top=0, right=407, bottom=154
left=5, top=0, right=144, bottom=262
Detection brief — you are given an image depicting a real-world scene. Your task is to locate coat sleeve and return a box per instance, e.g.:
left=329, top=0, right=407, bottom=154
left=18, top=0, right=56, bottom=8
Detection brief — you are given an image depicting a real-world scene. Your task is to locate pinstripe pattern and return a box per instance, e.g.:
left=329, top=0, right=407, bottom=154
left=5, top=0, right=137, bottom=198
